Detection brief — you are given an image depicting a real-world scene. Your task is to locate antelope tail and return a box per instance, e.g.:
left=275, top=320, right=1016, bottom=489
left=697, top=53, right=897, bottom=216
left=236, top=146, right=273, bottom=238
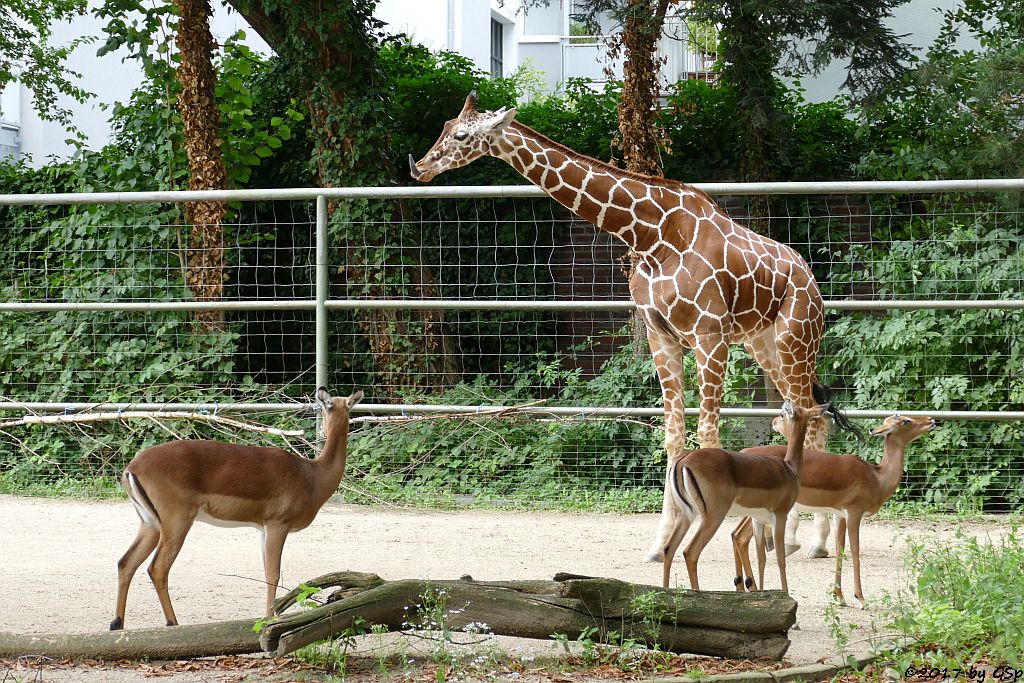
left=123, top=470, right=161, bottom=528
left=672, top=463, right=706, bottom=517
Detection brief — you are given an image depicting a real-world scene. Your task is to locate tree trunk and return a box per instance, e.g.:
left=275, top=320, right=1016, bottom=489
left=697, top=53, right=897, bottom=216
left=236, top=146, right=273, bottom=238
left=175, top=0, right=228, bottom=329
left=614, top=0, right=671, bottom=355
left=617, top=0, right=670, bottom=178
left=0, top=572, right=796, bottom=662
left=226, top=0, right=453, bottom=394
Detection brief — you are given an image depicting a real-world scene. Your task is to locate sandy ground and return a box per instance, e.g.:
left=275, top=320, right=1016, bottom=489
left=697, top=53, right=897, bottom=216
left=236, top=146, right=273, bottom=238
left=0, top=495, right=1010, bottom=682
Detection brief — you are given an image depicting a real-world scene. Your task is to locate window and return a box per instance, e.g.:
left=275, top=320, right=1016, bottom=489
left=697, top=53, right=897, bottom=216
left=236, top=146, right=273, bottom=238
left=0, top=124, right=19, bottom=162
left=490, top=19, right=504, bottom=78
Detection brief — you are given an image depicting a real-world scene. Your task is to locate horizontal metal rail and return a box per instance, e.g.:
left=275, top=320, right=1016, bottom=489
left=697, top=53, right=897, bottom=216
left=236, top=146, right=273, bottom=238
left=0, top=299, right=1022, bottom=313
left=0, top=402, right=1019, bottom=421
left=3, top=179, right=1024, bottom=206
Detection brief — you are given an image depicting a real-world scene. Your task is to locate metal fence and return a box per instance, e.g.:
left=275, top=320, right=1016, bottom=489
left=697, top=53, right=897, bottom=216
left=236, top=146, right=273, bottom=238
left=0, top=181, right=1021, bottom=510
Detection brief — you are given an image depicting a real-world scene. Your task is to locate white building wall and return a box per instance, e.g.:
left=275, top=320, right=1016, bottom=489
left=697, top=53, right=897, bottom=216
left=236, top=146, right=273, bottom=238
left=797, top=0, right=980, bottom=102
left=375, top=0, right=517, bottom=77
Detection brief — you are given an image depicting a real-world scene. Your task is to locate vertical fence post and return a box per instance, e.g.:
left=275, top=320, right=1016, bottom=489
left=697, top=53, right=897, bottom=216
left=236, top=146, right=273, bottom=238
left=315, top=195, right=329, bottom=422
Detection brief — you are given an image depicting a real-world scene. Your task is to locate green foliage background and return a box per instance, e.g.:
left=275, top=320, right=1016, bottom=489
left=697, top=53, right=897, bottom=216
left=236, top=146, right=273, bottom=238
left=0, top=9, right=1021, bottom=511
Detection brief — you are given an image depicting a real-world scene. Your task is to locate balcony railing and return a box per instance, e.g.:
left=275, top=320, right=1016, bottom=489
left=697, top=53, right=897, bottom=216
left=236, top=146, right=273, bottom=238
left=559, top=29, right=716, bottom=89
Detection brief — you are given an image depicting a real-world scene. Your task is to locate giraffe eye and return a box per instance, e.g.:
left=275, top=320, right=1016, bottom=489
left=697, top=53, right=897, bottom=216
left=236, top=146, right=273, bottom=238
left=453, top=131, right=469, bottom=141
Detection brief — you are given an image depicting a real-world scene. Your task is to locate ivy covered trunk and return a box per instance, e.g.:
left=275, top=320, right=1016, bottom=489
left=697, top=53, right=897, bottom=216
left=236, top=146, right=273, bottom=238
left=616, top=0, right=669, bottom=178
left=614, top=0, right=670, bottom=352
left=175, top=0, right=228, bottom=329
left=230, top=0, right=450, bottom=395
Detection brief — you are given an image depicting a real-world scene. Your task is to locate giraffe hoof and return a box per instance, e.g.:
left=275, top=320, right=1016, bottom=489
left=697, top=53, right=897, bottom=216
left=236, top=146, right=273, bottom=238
left=784, top=543, right=801, bottom=557
left=805, top=545, right=829, bottom=559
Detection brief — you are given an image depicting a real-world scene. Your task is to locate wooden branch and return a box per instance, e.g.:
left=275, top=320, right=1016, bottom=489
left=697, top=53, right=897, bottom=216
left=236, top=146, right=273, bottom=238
left=0, top=411, right=305, bottom=437
left=0, top=573, right=796, bottom=662
left=0, top=620, right=260, bottom=660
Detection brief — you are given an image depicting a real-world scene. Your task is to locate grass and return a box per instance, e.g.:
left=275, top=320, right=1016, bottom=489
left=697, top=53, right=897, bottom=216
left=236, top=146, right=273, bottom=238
left=4, top=472, right=1021, bottom=521
left=0, top=473, right=123, bottom=498
left=836, top=525, right=1024, bottom=678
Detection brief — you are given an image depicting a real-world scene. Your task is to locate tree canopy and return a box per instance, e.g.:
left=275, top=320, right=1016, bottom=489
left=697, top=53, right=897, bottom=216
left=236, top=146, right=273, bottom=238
left=0, top=0, right=94, bottom=125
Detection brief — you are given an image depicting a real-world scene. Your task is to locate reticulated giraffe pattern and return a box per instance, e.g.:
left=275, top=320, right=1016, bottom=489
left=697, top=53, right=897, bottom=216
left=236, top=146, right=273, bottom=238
left=411, top=92, right=830, bottom=458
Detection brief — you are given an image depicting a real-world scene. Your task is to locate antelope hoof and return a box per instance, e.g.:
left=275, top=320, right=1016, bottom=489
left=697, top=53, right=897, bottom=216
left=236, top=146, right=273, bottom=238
left=833, top=589, right=847, bottom=607
left=806, top=545, right=829, bottom=559
left=784, top=543, right=801, bottom=556
left=166, top=619, right=178, bottom=627
left=854, top=596, right=866, bottom=610
left=733, top=576, right=744, bottom=590
left=744, top=576, right=755, bottom=590
left=109, top=617, right=123, bottom=631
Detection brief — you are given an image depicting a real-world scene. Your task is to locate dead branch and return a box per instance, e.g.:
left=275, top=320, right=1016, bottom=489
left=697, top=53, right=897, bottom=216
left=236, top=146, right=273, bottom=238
left=0, top=411, right=305, bottom=437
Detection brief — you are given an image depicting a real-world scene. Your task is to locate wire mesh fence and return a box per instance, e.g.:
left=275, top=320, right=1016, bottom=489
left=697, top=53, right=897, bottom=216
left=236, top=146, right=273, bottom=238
left=0, top=183, right=1021, bottom=511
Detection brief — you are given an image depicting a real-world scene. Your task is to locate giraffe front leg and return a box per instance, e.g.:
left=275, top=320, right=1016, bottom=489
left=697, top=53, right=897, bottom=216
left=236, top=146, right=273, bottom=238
left=645, top=324, right=688, bottom=459
left=772, top=324, right=833, bottom=557
left=693, top=335, right=730, bottom=449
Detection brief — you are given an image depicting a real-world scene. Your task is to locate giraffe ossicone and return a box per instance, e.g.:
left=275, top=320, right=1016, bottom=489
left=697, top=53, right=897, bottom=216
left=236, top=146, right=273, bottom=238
left=411, top=91, right=836, bottom=460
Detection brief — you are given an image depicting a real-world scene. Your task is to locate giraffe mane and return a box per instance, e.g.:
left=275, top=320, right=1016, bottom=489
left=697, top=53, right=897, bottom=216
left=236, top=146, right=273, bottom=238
left=506, top=120, right=719, bottom=206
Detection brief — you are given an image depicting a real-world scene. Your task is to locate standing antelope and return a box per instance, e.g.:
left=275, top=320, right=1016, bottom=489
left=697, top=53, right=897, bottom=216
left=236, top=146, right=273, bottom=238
left=731, top=413, right=937, bottom=608
left=110, top=387, right=363, bottom=630
left=645, top=401, right=826, bottom=591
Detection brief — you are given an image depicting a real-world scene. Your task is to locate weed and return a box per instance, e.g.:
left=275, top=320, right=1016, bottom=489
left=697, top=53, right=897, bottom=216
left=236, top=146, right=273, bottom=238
left=876, top=526, right=1024, bottom=669
left=290, top=616, right=369, bottom=675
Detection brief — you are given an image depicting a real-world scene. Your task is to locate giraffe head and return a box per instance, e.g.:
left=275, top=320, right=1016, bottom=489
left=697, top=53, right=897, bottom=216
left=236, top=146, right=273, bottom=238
left=409, top=91, right=517, bottom=182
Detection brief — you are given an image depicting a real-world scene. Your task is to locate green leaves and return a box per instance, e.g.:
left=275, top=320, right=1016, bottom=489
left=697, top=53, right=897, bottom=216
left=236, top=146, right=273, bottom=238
left=822, top=209, right=1024, bottom=510
left=0, top=0, right=94, bottom=126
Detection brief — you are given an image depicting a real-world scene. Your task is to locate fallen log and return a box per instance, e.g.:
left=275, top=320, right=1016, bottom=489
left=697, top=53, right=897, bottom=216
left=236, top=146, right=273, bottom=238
left=0, top=619, right=260, bottom=660
left=261, top=571, right=797, bottom=660
left=0, top=572, right=796, bottom=661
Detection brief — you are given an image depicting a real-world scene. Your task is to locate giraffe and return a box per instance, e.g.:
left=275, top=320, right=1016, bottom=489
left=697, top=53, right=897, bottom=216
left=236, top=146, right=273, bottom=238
left=410, top=92, right=836, bottom=550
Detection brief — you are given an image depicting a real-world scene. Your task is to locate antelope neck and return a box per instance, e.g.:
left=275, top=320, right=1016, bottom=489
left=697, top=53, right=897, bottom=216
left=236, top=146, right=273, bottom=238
left=875, top=435, right=909, bottom=494
left=312, top=416, right=350, bottom=494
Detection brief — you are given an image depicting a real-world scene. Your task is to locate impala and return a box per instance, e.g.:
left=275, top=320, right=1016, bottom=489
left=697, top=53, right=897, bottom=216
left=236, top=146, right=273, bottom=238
left=731, top=413, right=937, bottom=607
left=110, top=387, right=363, bottom=630
left=645, top=401, right=827, bottom=591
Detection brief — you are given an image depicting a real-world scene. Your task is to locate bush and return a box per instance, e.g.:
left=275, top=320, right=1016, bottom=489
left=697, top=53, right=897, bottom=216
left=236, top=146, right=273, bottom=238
left=882, top=528, right=1024, bottom=668
left=346, top=335, right=760, bottom=508
left=820, top=204, right=1024, bottom=510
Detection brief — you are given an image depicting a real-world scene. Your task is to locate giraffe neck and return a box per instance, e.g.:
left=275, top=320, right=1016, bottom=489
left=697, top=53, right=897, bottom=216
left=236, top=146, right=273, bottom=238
left=492, top=122, right=675, bottom=251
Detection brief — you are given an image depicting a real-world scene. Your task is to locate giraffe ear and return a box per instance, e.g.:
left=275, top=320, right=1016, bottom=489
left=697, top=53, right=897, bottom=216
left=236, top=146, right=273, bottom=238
left=482, top=107, right=517, bottom=133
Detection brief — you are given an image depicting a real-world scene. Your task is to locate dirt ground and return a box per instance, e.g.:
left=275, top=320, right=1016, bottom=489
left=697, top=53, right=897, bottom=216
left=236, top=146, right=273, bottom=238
left=0, top=495, right=1010, bottom=682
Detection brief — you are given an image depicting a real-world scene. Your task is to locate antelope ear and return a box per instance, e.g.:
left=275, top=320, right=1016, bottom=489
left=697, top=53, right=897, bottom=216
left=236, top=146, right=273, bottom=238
left=315, top=386, right=331, bottom=410
left=770, top=416, right=786, bottom=435
left=482, top=106, right=517, bottom=133
left=347, top=390, right=364, bottom=409
left=459, top=90, right=479, bottom=117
